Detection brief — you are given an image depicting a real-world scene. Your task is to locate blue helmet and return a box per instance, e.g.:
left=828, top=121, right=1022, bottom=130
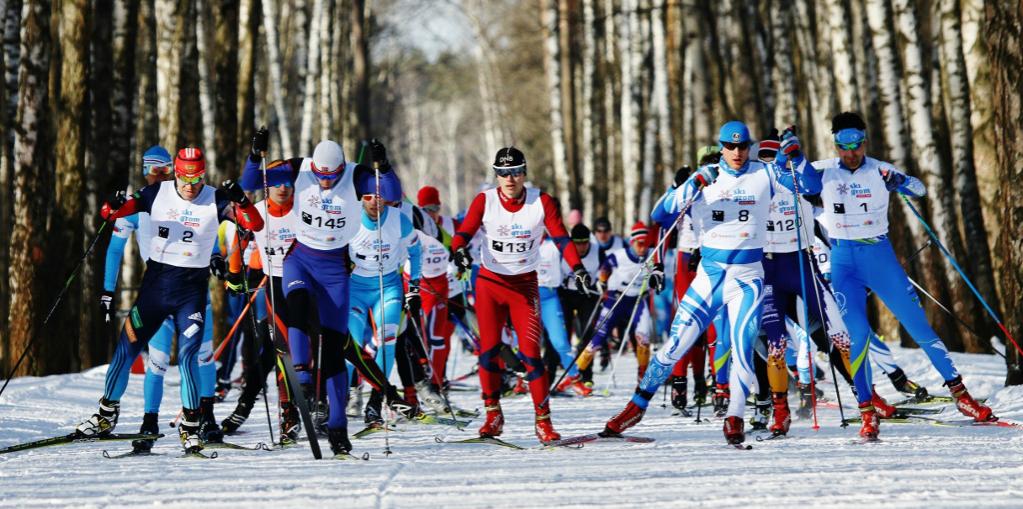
left=718, top=121, right=751, bottom=145
left=354, top=168, right=403, bottom=202
left=141, top=146, right=173, bottom=178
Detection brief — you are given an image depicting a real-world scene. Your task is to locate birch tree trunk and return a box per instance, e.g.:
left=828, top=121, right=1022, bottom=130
left=350, top=0, right=370, bottom=144
left=0, top=0, right=19, bottom=367
left=987, top=0, right=1023, bottom=384
left=769, top=0, right=797, bottom=128
left=134, top=0, right=158, bottom=187
left=792, top=0, right=834, bottom=156
left=650, top=0, right=672, bottom=186
left=542, top=0, right=569, bottom=208
left=317, top=1, right=332, bottom=143
left=939, top=0, right=1000, bottom=347
left=639, top=0, right=657, bottom=213
left=155, top=0, right=184, bottom=150
left=299, top=0, right=324, bottom=154
left=236, top=0, right=257, bottom=154
left=599, top=0, right=619, bottom=222
left=825, top=0, right=862, bottom=112
left=212, top=0, right=238, bottom=179
left=558, top=0, right=577, bottom=208
left=195, top=0, right=218, bottom=176
left=579, top=0, right=596, bottom=221
left=262, top=0, right=294, bottom=157
left=620, top=0, right=641, bottom=224
left=8, top=0, right=51, bottom=376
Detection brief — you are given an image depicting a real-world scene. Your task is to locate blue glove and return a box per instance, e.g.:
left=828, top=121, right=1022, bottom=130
left=780, top=127, right=804, bottom=167
left=880, top=167, right=906, bottom=191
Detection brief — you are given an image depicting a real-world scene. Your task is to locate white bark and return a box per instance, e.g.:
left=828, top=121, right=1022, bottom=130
left=580, top=0, right=596, bottom=222
left=155, top=0, right=182, bottom=148
left=261, top=0, right=294, bottom=156
left=864, top=0, right=909, bottom=169
left=317, top=2, right=331, bottom=143
left=299, top=0, right=324, bottom=153
left=826, top=0, right=861, bottom=112
left=603, top=0, right=619, bottom=227
left=960, top=0, right=999, bottom=244
left=650, top=0, right=672, bottom=186
left=194, top=0, right=218, bottom=174
left=770, top=0, right=797, bottom=129
left=793, top=0, right=835, bottom=156
left=542, top=0, right=569, bottom=207
left=620, top=0, right=641, bottom=223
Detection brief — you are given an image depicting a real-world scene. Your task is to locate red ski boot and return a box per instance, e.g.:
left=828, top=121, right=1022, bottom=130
left=723, top=416, right=745, bottom=445
left=557, top=375, right=594, bottom=397
left=602, top=401, right=645, bottom=436
left=478, top=401, right=504, bottom=437
left=769, top=392, right=791, bottom=436
left=870, top=387, right=897, bottom=418
left=858, top=403, right=880, bottom=440
left=535, top=412, right=561, bottom=444
left=947, top=376, right=995, bottom=422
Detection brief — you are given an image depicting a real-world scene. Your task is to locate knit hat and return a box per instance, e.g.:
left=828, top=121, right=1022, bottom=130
left=417, top=186, right=441, bottom=208
left=571, top=224, right=591, bottom=242
left=141, top=146, right=173, bottom=178
left=630, top=221, right=649, bottom=243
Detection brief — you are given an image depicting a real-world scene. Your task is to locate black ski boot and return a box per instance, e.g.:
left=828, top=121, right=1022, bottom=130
left=215, top=379, right=232, bottom=402
left=365, top=390, right=385, bottom=427
left=889, top=368, right=929, bottom=400
left=670, top=376, right=688, bottom=411
left=178, top=408, right=203, bottom=454
left=796, top=383, right=814, bottom=419
left=712, top=384, right=730, bottom=418
left=76, top=398, right=120, bottom=437
left=280, top=402, right=301, bottom=445
left=220, top=399, right=253, bottom=434
left=328, top=427, right=353, bottom=457
left=693, top=375, right=708, bottom=406
left=199, top=397, right=224, bottom=444
left=131, top=412, right=160, bottom=452
left=749, top=398, right=770, bottom=430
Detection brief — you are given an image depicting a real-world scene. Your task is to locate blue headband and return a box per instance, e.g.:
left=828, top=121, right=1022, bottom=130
left=834, top=128, right=866, bottom=145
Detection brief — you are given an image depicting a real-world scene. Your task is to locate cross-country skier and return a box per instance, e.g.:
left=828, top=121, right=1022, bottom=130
left=603, top=121, right=813, bottom=445
left=450, top=146, right=591, bottom=444
left=806, top=112, right=994, bottom=427
left=77, top=147, right=264, bottom=455
left=536, top=234, right=577, bottom=392
left=555, top=224, right=602, bottom=395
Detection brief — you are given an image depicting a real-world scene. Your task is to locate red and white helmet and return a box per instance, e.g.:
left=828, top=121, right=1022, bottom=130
left=174, top=147, right=206, bottom=179
left=310, top=140, right=345, bottom=180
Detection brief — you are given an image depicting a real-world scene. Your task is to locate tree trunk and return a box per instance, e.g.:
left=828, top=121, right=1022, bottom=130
left=155, top=0, right=184, bottom=150
left=298, top=0, right=323, bottom=154
left=316, top=0, right=332, bottom=144
left=769, top=0, right=797, bottom=129
left=792, top=0, right=835, bottom=157
left=194, top=0, right=218, bottom=176
left=261, top=0, right=294, bottom=157
left=0, top=0, right=19, bottom=370
left=350, top=0, right=370, bottom=144
left=212, top=0, right=238, bottom=179
left=620, top=0, right=640, bottom=224
left=600, top=0, right=619, bottom=223
left=579, top=0, right=596, bottom=221
left=542, top=0, right=570, bottom=208
left=558, top=0, right=577, bottom=208
left=8, top=0, right=51, bottom=376
left=987, top=0, right=1023, bottom=385
left=650, top=0, right=672, bottom=188
left=825, top=0, right=862, bottom=112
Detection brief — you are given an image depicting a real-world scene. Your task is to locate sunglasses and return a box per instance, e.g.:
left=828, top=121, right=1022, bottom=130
left=422, top=205, right=441, bottom=213
left=145, top=165, right=172, bottom=176
left=836, top=141, right=864, bottom=151
left=494, top=165, right=527, bottom=178
left=595, top=229, right=611, bottom=234
left=722, top=142, right=751, bottom=151
left=271, top=181, right=293, bottom=188
left=177, top=174, right=203, bottom=185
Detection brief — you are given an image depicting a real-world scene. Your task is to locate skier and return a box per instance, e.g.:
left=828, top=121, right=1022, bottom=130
left=593, top=217, right=627, bottom=257
left=77, top=147, right=264, bottom=455
left=450, top=146, right=591, bottom=443
left=417, top=185, right=459, bottom=244
left=806, top=112, right=993, bottom=427
left=555, top=223, right=602, bottom=395
left=603, top=121, right=812, bottom=445
left=575, top=222, right=659, bottom=384
left=536, top=234, right=578, bottom=392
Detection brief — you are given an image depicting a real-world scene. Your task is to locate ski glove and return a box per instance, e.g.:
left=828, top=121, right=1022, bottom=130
left=405, top=283, right=422, bottom=319
left=369, top=139, right=391, bottom=171
left=672, top=166, right=693, bottom=189
left=99, top=290, right=115, bottom=323
left=687, top=249, right=702, bottom=272
left=780, top=126, right=804, bottom=165
left=649, top=262, right=666, bottom=293
left=221, top=179, right=251, bottom=207
left=251, top=126, right=269, bottom=158
left=694, top=165, right=719, bottom=187
left=100, top=191, right=128, bottom=222
left=880, top=167, right=906, bottom=192
left=573, top=265, right=594, bottom=293
left=209, top=253, right=228, bottom=280
left=452, top=246, right=473, bottom=274
left=225, top=271, right=245, bottom=295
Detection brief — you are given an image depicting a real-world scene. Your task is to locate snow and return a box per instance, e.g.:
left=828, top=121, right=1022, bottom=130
left=2, top=344, right=1023, bottom=508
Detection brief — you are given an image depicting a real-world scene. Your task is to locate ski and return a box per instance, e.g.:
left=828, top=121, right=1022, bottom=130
left=889, top=395, right=985, bottom=407
left=671, top=408, right=693, bottom=417
left=728, top=443, right=753, bottom=450
left=204, top=441, right=271, bottom=451
left=354, top=423, right=399, bottom=439
left=850, top=436, right=881, bottom=445
left=434, top=435, right=525, bottom=450
left=547, top=433, right=655, bottom=447
left=755, top=433, right=788, bottom=442
left=101, top=449, right=164, bottom=459
left=892, top=406, right=945, bottom=415
left=912, top=416, right=1023, bottom=429
left=409, top=413, right=472, bottom=428
left=180, top=449, right=218, bottom=459
left=1, top=432, right=166, bottom=455
left=332, top=452, right=371, bottom=461
left=272, top=343, right=323, bottom=459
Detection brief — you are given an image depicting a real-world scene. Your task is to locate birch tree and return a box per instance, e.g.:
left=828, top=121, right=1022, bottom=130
left=195, top=0, right=218, bottom=175
left=262, top=0, right=294, bottom=157
left=299, top=0, right=324, bottom=153
left=579, top=0, right=596, bottom=221
left=620, top=0, right=641, bottom=224
left=155, top=0, right=185, bottom=149
left=541, top=0, right=570, bottom=208
left=825, top=0, right=862, bottom=112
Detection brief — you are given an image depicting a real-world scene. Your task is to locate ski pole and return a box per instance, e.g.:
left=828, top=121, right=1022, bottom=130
left=600, top=276, right=651, bottom=396
left=213, top=276, right=267, bottom=361
left=786, top=156, right=819, bottom=430
left=403, top=300, right=463, bottom=429
left=242, top=261, right=275, bottom=446
left=907, top=276, right=1006, bottom=359
left=900, top=194, right=1023, bottom=359
left=372, top=158, right=393, bottom=457
left=0, top=222, right=108, bottom=399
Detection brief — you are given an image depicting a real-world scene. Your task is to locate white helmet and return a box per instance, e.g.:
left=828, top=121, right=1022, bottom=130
left=311, top=140, right=345, bottom=180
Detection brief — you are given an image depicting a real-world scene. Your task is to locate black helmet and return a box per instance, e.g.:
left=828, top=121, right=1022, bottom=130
left=492, top=146, right=526, bottom=173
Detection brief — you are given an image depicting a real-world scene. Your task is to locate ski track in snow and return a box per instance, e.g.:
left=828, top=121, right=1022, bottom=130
left=2, top=345, right=1023, bottom=508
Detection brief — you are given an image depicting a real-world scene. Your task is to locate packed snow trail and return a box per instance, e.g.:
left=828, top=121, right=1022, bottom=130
left=2, top=345, right=1022, bottom=508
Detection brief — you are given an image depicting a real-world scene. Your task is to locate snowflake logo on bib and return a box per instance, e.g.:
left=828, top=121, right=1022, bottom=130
left=497, top=225, right=511, bottom=237
left=717, top=189, right=733, bottom=201
left=769, top=201, right=780, bottom=213
left=306, top=194, right=321, bottom=209
left=166, top=208, right=180, bottom=221
left=836, top=183, right=850, bottom=196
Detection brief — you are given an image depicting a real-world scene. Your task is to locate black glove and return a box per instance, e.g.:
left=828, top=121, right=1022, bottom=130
left=405, top=282, right=422, bottom=318
left=210, top=253, right=227, bottom=280
left=649, top=262, right=665, bottom=293
left=99, top=290, right=115, bottom=323
left=452, top=246, right=473, bottom=273
left=100, top=191, right=128, bottom=222
left=251, top=126, right=269, bottom=158
left=236, top=225, right=254, bottom=243
left=221, top=179, right=251, bottom=207
left=672, top=166, right=692, bottom=189
left=687, top=249, right=702, bottom=272
left=573, top=266, right=594, bottom=293
left=369, top=138, right=390, bottom=171
left=225, top=271, right=245, bottom=294
left=247, top=268, right=265, bottom=291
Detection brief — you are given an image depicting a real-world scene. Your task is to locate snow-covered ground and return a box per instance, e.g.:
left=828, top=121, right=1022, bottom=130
left=2, top=344, right=1022, bottom=508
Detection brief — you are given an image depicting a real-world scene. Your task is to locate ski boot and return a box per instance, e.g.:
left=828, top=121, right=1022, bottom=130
left=328, top=427, right=353, bottom=457
left=693, top=376, right=708, bottom=406
left=889, top=368, right=928, bottom=401
left=215, top=379, right=232, bottom=402
left=670, top=376, right=688, bottom=411
left=557, top=374, right=594, bottom=397
left=179, top=409, right=204, bottom=454
left=346, top=387, right=364, bottom=417
left=131, top=412, right=160, bottom=452
left=310, top=399, right=329, bottom=435
left=946, top=376, right=995, bottom=422
left=723, top=416, right=745, bottom=445
left=712, top=384, right=730, bottom=418
left=280, top=402, right=301, bottom=444
left=749, top=398, right=770, bottom=430
left=385, top=386, right=417, bottom=420
left=415, top=381, right=448, bottom=414
left=796, top=383, right=814, bottom=419
left=858, top=403, right=879, bottom=440
left=478, top=399, right=504, bottom=437
left=770, top=393, right=791, bottom=436
left=870, top=388, right=897, bottom=419
left=365, top=391, right=385, bottom=429
left=535, top=411, right=561, bottom=444
left=221, top=399, right=253, bottom=434
left=512, top=376, right=528, bottom=395
left=603, top=400, right=646, bottom=436
left=198, top=397, right=224, bottom=444
left=76, top=398, right=119, bottom=437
